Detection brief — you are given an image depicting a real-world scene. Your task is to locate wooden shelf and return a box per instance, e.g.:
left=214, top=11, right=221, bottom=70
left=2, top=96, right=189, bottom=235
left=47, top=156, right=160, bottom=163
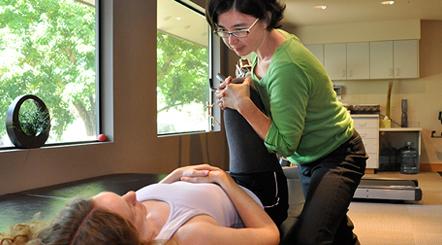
left=380, top=127, right=422, bottom=132
left=351, top=114, right=379, bottom=118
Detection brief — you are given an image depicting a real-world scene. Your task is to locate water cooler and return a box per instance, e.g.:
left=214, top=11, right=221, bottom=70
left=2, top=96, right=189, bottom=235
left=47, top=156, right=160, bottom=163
left=400, top=141, right=419, bottom=174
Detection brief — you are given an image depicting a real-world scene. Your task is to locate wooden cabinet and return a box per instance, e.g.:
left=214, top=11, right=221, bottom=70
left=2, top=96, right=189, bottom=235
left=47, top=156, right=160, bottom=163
left=307, top=40, right=419, bottom=80
left=305, top=44, right=324, bottom=65
left=350, top=116, right=423, bottom=172
left=352, top=115, right=379, bottom=169
left=324, top=43, right=347, bottom=80
left=369, top=41, right=394, bottom=79
left=393, top=40, right=419, bottom=78
left=370, top=40, right=419, bottom=79
left=379, top=128, right=422, bottom=171
left=323, top=42, right=369, bottom=80
left=346, top=42, right=370, bottom=80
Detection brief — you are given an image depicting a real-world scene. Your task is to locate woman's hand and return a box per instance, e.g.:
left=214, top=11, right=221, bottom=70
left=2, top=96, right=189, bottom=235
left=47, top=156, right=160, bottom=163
left=217, top=75, right=233, bottom=90
left=160, top=164, right=213, bottom=184
left=179, top=164, right=233, bottom=189
left=216, top=76, right=253, bottom=111
left=179, top=164, right=212, bottom=178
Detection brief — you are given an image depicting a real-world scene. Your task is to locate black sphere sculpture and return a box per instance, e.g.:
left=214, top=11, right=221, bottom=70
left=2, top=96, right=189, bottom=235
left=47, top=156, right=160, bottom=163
left=5, top=95, right=51, bottom=148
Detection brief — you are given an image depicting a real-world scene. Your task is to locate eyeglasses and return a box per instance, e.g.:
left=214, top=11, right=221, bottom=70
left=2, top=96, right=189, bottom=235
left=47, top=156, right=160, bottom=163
left=215, top=18, right=259, bottom=38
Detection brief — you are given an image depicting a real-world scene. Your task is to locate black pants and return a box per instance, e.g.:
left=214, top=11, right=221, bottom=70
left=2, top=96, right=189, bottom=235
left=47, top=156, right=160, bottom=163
left=284, top=131, right=367, bottom=245
left=230, top=168, right=288, bottom=226
left=223, top=87, right=288, bottom=226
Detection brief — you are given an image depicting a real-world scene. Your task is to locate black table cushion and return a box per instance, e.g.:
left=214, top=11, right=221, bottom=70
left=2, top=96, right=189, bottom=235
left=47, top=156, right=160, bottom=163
left=0, top=173, right=163, bottom=232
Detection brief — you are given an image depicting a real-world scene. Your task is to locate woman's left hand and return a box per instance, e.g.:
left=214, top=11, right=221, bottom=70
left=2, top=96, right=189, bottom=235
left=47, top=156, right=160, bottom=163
left=216, top=77, right=253, bottom=111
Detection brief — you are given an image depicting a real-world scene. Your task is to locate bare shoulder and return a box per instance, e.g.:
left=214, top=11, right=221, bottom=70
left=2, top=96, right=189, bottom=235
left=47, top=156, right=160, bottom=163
left=172, top=215, right=221, bottom=245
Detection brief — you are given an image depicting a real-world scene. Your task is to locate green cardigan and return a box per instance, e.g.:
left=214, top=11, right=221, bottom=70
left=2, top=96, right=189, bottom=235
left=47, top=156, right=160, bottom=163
left=251, top=30, right=354, bottom=165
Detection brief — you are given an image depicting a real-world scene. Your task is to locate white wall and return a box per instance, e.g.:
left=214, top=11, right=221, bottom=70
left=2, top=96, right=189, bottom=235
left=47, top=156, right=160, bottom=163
left=295, top=19, right=421, bottom=44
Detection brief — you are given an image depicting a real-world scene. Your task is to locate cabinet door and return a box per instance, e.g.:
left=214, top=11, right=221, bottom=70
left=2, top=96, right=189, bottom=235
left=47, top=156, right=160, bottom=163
left=370, top=41, right=394, bottom=79
left=353, top=116, right=380, bottom=169
left=305, top=44, right=324, bottom=65
left=324, top=43, right=346, bottom=80
left=346, top=42, right=369, bottom=80
left=394, top=40, right=419, bottom=78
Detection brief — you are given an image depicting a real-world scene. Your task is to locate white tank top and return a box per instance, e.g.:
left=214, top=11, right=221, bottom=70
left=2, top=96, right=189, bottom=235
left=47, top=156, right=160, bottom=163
left=136, top=181, right=261, bottom=241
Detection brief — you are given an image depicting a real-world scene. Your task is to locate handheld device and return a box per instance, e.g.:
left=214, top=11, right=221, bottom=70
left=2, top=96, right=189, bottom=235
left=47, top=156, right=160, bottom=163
left=215, top=73, right=226, bottom=82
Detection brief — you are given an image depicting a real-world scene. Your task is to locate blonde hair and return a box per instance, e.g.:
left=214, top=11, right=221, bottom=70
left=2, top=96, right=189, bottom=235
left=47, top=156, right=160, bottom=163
left=0, top=223, right=42, bottom=245
left=1, top=198, right=149, bottom=245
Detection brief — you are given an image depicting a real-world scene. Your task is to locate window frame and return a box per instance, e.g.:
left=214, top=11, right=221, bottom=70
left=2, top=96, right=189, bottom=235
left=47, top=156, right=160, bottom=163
left=156, top=0, right=221, bottom=137
left=0, top=0, right=102, bottom=150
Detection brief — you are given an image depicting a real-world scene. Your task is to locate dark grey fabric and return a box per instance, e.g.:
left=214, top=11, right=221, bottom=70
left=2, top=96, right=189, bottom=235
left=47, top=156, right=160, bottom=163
left=224, top=88, right=278, bottom=173
left=223, top=87, right=288, bottom=226
left=230, top=168, right=288, bottom=226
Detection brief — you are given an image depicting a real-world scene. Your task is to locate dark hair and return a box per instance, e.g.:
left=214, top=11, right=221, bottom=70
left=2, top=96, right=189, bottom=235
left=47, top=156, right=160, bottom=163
left=206, top=0, right=286, bottom=31
left=37, top=199, right=145, bottom=245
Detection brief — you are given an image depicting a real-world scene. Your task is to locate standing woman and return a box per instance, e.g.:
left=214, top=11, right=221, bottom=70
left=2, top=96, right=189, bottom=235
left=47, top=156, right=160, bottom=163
left=206, top=0, right=368, bottom=244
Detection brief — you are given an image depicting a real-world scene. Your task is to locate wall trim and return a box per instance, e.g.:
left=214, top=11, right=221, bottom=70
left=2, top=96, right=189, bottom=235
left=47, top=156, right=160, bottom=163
left=421, top=163, right=442, bottom=172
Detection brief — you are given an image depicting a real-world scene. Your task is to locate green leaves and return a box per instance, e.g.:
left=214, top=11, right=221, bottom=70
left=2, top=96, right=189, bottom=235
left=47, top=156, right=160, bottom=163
left=0, top=0, right=96, bottom=141
left=157, top=31, right=209, bottom=113
left=18, top=100, right=50, bottom=136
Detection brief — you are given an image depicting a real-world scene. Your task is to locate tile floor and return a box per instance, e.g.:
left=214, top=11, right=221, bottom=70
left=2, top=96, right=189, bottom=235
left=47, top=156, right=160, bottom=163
left=349, top=171, right=442, bottom=245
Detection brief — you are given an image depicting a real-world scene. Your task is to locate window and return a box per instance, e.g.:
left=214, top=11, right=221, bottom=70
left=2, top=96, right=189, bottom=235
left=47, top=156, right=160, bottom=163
left=0, top=0, right=98, bottom=148
left=157, top=0, right=213, bottom=135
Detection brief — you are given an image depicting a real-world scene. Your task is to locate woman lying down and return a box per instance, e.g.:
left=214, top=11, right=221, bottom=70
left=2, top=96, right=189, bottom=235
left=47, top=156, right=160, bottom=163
left=1, top=164, right=279, bottom=245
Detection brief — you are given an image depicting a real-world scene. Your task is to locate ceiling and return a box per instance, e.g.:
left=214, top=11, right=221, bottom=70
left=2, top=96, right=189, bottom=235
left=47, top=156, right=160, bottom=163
left=283, top=0, right=442, bottom=27
left=154, top=0, right=442, bottom=47
left=158, top=0, right=208, bottom=46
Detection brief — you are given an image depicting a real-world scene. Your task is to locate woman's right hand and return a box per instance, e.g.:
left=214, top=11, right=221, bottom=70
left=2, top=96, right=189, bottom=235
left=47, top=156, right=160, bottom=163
left=178, top=164, right=212, bottom=179
left=160, top=164, right=211, bottom=183
left=179, top=164, right=233, bottom=189
left=216, top=76, right=252, bottom=111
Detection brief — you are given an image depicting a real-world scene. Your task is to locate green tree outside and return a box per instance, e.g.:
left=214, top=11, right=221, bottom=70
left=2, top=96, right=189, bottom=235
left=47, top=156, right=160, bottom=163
left=157, top=31, right=209, bottom=113
left=156, top=30, right=209, bottom=134
left=0, top=0, right=96, bottom=143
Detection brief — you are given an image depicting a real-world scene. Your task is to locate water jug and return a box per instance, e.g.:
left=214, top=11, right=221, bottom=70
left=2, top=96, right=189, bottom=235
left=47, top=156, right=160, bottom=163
left=400, top=142, right=418, bottom=174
